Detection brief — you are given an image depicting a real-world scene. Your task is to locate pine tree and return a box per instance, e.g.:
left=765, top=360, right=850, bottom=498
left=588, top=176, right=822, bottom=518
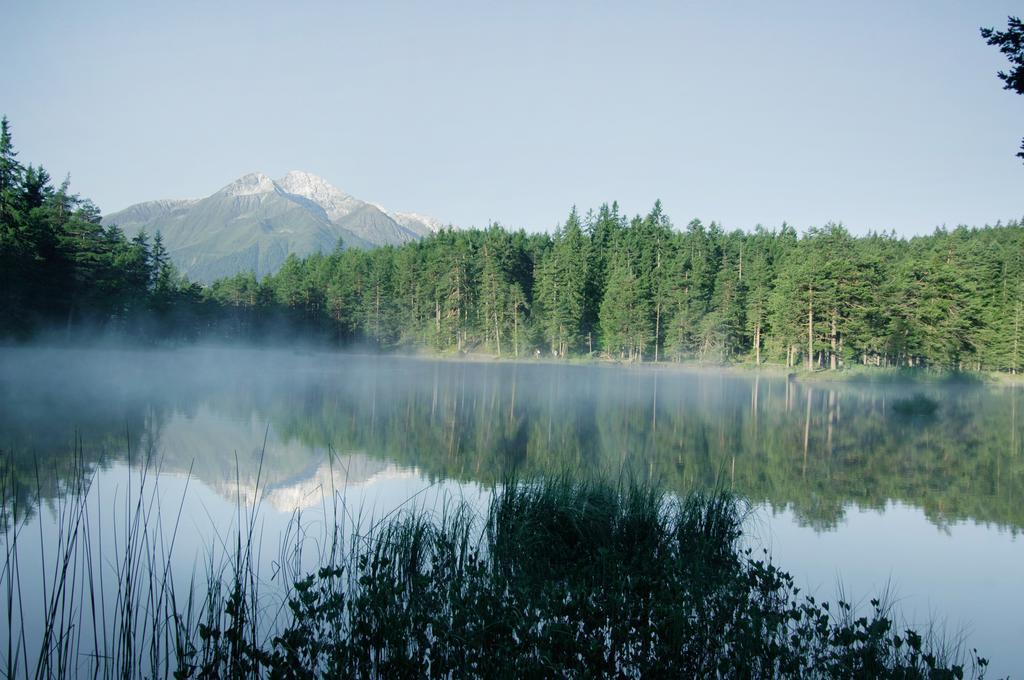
left=0, top=117, right=25, bottom=331
left=981, top=16, right=1024, bottom=161
left=0, top=116, right=23, bottom=234
left=743, top=226, right=778, bottom=365
left=534, top=208, right=588, bottom=356
left=599, top=248, right=651, bottom=361
left=479, top=225, right=514, bottom=355
left=664, top=219, right=719, bottom=360
left=641, top=201, right=676, bottom=361
left=583, top=203, right=623, bottom=350
left=701, top=232, right=747, bottom=360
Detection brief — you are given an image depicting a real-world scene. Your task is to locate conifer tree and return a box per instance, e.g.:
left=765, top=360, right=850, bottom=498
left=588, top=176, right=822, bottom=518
left=981, top=16, right=1024, bottom=161
left=534, top=208, right=588, bottom=356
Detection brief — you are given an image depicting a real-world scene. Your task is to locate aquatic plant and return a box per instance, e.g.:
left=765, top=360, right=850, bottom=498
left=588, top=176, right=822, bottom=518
left=1, top=460, right=990, bottom=678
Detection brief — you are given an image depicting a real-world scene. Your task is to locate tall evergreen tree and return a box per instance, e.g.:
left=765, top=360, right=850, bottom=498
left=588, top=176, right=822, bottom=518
left=534, top=208, right=588, bottom=356
left=981, top=16, right=1024, bottom=161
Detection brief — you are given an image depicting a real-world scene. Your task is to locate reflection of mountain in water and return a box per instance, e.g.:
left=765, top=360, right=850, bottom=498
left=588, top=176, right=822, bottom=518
left=251, top=458, right=417, bottom=513
left=129, top=404, right=419, bottom=512
left=2, top=349, right=1023, bottom=533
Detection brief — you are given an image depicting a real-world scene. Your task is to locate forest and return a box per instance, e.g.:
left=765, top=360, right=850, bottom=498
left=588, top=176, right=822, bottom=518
left=3, top=117, right=1024, bottom=372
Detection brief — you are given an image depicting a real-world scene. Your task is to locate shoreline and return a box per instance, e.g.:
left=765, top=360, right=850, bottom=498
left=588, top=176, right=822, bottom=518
left=3, top=339, right=1020, bottom=385
left=389, top=347, right=1017, bottom=385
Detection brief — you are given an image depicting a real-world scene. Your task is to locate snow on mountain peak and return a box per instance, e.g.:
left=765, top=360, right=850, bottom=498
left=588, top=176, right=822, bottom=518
left=372, top=204, right=444, bottom=236
left=214, top=170, right=445, bottom=233
left=220, top=172, right=276, bottom=197
left=276, top=170, right=350, bottom=199
left=394, top=211, right=443, bottom=233
left=276, top=170, right=360, bottom=221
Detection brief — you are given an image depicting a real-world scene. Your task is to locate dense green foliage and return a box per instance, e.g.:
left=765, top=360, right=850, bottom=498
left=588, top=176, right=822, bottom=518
left=0, top=118, right=206, bottom=339
left=191, top=209, right=1024, bottom=372
left=3, top=118, right=1024, bottom=371
left=201, top=479, right=984, bottom=678
left=237, top=213, right=1024, bottom=372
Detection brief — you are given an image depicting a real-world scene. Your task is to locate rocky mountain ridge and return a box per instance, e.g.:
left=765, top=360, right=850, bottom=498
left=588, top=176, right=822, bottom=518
left=103, top=171, right=444, bottom=283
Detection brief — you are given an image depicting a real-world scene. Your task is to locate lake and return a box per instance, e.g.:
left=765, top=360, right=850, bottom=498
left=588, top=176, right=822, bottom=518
left=1, top=347, right=1021, bottom=676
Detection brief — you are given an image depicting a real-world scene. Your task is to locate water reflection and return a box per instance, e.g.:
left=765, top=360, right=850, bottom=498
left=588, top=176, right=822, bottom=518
left=1, top=348, right=1022, bottom=533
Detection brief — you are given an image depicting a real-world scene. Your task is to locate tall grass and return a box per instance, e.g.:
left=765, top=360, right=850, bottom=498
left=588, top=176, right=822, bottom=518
left=0, top=454, right=992, bottom=679
left=2, top=437, right=195, bottom=678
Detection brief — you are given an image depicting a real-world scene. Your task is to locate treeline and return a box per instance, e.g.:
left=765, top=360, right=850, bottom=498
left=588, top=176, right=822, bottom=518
left=0, top=118, right=206, bottom=339
left=3, top=117, right=1024, bottom=371
left=212, top=204, right=1024, bottom=372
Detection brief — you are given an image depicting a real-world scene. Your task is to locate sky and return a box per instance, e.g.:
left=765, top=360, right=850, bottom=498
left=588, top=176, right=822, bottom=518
left=2, top=0, right=1022, bottom=235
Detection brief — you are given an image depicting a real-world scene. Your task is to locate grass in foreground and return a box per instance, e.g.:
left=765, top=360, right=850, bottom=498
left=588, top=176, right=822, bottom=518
left=3, top=465, right=991, bottom=678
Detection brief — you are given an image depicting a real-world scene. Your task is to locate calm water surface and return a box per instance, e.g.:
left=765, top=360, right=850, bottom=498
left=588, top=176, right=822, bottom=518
left=1, top=348, right=1021, bottom=676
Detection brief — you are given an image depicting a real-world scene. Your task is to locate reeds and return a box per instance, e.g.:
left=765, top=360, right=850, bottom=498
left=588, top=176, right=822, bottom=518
left=2, top=437, right=195, bottom=679
left=0, top=454, right=991, bottom=678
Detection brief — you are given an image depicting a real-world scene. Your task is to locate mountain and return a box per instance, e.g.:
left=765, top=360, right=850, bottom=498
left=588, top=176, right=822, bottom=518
left=376, top=207, right=444, bottom=238
left=103, top=171, right=444, bottom=283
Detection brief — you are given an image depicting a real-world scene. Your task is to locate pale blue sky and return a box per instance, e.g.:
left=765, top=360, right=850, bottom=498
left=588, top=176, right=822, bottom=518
left=2, top=0, right=1022, bottom=234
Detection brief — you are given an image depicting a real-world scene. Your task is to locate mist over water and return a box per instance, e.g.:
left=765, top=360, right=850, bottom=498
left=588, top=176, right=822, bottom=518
left=1, top=346, right=1023, bottom=675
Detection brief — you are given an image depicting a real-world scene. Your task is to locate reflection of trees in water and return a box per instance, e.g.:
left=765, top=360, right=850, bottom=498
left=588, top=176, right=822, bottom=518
left=0, top=392, right=158, bottom=523
left=2, top=357, right=1023, bottom=532
left=247, top=363, right=1024, bottom=533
